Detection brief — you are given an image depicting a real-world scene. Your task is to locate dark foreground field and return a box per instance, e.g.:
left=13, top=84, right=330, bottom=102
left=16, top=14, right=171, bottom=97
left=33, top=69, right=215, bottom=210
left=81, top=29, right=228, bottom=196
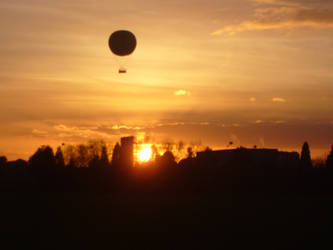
left=1, top=168, right=333, bottom=249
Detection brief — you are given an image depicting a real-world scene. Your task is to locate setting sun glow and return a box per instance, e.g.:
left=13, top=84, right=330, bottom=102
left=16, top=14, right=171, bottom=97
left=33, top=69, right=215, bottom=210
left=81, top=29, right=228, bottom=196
left=137, top=145, right=152, bottom=163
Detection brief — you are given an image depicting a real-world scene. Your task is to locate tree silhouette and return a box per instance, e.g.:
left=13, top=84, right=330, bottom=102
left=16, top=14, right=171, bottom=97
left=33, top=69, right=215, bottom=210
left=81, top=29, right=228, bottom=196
left=10, top=159, right=28, bottom=168
left=29, top=145, right=56, bottom=169
left=68, top=157, right=76, bottom=168
left=63, top=145, right=76, bottom=167
left=100, top=145, right=109, bottom=167
left=157, top=151, right=177, bottom=167
left=205, top=146, right=213, bottom=152
left=300, top=142, right=312, bottom=169
left=187, top=147, right=194, bottom=159
left=76, top=144, right=89, bottom=167
left=55, top=146, right=65, bottom=168
left=151, top=144, right=160, bottom=160
left=111, top=143, right=121, bottom=166
left=326, top=145, right=333, bottom=169
left=88, top=154, right=100, bottom=168
left=0, top=156, right=7, bottom=168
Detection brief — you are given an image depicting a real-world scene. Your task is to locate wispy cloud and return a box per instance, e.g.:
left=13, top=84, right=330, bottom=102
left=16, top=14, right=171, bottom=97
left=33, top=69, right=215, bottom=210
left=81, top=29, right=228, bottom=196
left=110, top=125, right=142, bottom=130
left=174, top=90, right=191, bottom=96
left=272, top=97, right=286, bottom=103
left=250, top=97, right=257, bottom=102
left=54, top=124, right=113, bottom=140
left=275, top=120, right=286, bottom=124
left=212, top=0, right=333, bottom=35
left=32, top=129, right=48, bottom=137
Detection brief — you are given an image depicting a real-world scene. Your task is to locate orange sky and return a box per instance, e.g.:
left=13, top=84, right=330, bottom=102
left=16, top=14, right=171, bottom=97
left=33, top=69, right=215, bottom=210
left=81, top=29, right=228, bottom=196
left=1, top=0, right=333, bottom=160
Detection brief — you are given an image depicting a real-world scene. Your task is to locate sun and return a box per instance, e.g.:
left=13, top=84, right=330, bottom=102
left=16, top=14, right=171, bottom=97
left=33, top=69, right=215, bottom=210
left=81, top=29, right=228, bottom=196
left=137, top=145, right=152, bottom=163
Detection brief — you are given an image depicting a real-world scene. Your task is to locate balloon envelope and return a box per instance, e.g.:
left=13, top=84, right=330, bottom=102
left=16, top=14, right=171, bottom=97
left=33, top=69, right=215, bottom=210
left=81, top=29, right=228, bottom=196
left=109, top=30, right=137, bottom=56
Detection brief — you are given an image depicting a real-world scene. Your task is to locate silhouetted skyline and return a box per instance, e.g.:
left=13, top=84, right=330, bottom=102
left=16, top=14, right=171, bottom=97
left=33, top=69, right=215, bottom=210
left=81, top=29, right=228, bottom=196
left=1, top=135, right=332, bottom=169
left=1, top=0, right=333, bottom=160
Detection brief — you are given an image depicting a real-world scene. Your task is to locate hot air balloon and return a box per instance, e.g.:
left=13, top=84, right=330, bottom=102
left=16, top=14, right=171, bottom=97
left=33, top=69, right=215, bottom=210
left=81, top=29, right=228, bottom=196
left=108, top=30, right=137, bottom=73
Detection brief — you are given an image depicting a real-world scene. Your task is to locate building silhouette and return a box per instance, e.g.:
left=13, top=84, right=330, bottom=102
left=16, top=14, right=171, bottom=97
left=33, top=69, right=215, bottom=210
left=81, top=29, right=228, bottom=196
left=196, top=147, right=299, bottom=170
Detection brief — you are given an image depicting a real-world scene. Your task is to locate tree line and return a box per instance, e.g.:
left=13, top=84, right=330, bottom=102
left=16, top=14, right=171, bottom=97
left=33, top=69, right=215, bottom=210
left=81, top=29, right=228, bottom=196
left=0, top=141, right=333, bottom=170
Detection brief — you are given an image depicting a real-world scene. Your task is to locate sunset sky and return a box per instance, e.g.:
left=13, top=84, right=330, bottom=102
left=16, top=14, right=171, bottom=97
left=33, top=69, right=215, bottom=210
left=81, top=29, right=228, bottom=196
left=1, top=0, right=333, bottom=160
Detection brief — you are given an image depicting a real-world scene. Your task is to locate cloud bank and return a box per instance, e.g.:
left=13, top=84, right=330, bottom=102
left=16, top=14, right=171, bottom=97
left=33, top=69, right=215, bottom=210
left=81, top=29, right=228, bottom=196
left=212, top=0, right=333, bottom=35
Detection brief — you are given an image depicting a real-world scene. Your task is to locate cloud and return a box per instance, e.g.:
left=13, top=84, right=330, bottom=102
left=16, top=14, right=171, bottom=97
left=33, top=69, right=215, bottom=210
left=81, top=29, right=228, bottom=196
left=211, top=0, right=333, bottom=35
left=54, top=124, right=113, bottom=140
left=254, top=0, right=333, bottom=7
left=255, top=120, right=264, bottom=124
left=253, top=0, right=305, bottom=6
left=110, top=125, right=142, bottom=130
left=32, top=129, right=48, bottom=137
left=272, top=97, right=287, bottom=102
left=174, top=90, right=191, bottom=96
left=250, top=97, right=257, bottom=102
left=156, top=122, right=185, bottom=127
